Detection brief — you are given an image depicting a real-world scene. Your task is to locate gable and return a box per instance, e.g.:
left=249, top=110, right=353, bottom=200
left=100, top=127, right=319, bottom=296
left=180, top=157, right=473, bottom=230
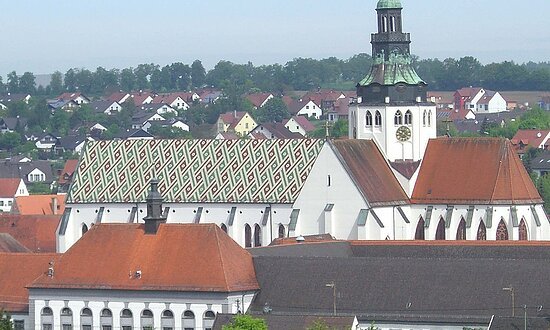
left=68, top=139, right=324, bottom=204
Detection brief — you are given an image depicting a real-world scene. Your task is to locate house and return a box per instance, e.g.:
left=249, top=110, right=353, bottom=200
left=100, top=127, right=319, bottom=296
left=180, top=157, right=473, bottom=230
left=0, top=117, right=27, bottom=133
left=47, top=99, right=79, bottom=112
left=130, top=91, right=155, bottom=105
left=511, top=129, right=550, bottom=156
left=215, top=132, right=240, bottom=140
left=106, top=92, right=131, bottom=104
left=0, top=160, right=56, bottom=186
left=89, top=100, right=122, bottom=115
left=198, top=89, right=222, bottom=104
left=250, top=122, right=303, bottom=139
left=132, top=111, right=166, bottom=131
left=57, top=92, right=90, bottom=105
left=118, top=129, right=155, bottom=140
left=0, top=93, right=31, bottom=104
left=0, top=253, right=61, bottom=329
left=327, top=97, right=352, bottom=122
left=529, top=150, right=550, bottom=178
left=58, top=159, right=79, bottom=193
left=152, top=118, right=190, bottom=132
left=54, top=135, right=91, bottom=155
left=246, top=93, right=273, bottom=109
left=152, top=93, right=190, bottom=111
left=139, top=103, right=178, bottom=116
left=454, top=87, right=507, bottom=113
left=283, top=116, right=316, bottom=137
left=28, top=193, right=259, bottom=330
left=0, top=102, right=6, bottom=111
left=216, top=111, right=257, bottom=136
left=301, top=90, right=346, bottom=112
left=288, top=99, right=322, bottom=119
left=0, top=178, right=28, bottom=212
left=428, top=91, right=454, bottom=109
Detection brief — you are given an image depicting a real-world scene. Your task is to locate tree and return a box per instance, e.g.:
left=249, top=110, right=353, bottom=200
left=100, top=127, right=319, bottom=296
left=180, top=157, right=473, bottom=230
left=254, top=97, right=290, bottom=123
left=6, top=71, right=19, bottom=93
left=18, top=72, right=36, bottom=94
left=64, top=68, right=77, bottom=92
left=120, top=68, right=136, bottom=92
left=49, top=71, right=64, bottom=95
left=0, top=132, right=21, bottom=153
left=222, top=314, right=267, bottom=330
left=0, top=76, right=5, bottom=94
left=0, top=309, right=13, bottom=330
left=191, top=60, right=206, bottom=88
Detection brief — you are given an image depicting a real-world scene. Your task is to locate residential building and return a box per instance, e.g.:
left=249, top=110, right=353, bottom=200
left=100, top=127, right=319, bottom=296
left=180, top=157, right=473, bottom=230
left=0, top=214, right=60, bottom=252
left=529, top=150, right=550, bottom=178
left=89, top=100, right=122, bottom=115
left=288, top=99, right=322, bottom=119
left=58, top=159, right=79, bottom=193
left=250, top=122, right=303, bottom=139
left=454, top=87, right=507, bottom=113
left=246, top=93, right=273, bottom=109
left=216, top=112, right=257, bottom=136
left=152, top=93, right=190, bottom=111
left=13, top=195, right=65, bottom=216
left=57, top=92, right=90, bottom=105
left=0, top=117, right=27, bottom=133
left=511, top=129, right=550, bottom=156
left=0, top=178, right=28, bottom=212
left=539, top=95, right=550, bottom=111
left=283, top=116, right=316, bottom=137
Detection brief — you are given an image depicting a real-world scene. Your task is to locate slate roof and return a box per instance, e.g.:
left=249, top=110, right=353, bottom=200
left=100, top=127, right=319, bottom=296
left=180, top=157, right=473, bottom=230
left=55, top=135, right=87, bottom=151
left=0, top=161, right=55, bottom=184
left=0, top=233, right=30, bottom=252
left=0, top=214, right=61, bottom=252
left=29, top=223, right=259, bottom=292
left=530, top=150, right=550, bottom=171
left=0, top=253, right=60, bottom=313
left=0, top=117, right=27, bottom=130
left=14, top=195, right=65, bottom=215
left=213, top=314, right=355, bottom=330
left=331, top=140, right=409, bottom=206
left=89, top=100, right=117, bottom=113
left=249, top=241, right=550, bottom=325
left=58, top=92, right=89, bottom=102
left=412, top=138, right=542, bottom=205
left=288, top=99, right=315, bottom=115
left=67, top=139, right=324, bottom=204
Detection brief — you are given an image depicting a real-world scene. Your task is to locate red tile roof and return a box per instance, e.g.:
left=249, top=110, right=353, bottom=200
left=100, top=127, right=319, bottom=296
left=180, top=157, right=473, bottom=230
left=0, top=233, right=30, bottom=252
left=14, top=195, right=65, bottom=215
left=246, top=93, right=272, bottom=108
left=58, top=92, right=88, bottom=102
left=106, top=92, right=130, bottom=103
left=0, top=253, right=60, bottom=313
left=412, top=138, right=542, bottom=204
left=219, top=112, right=249, bottom=130
left=289, top=116, right=315, bottom=132
left=455, top=87, right=483, bottom=99
left=58, top=159, right=79, bottom=185
left=511, top=129, right=550, bottom=151
left=332, top=140, right=409, bottom=206
left=30, top=224, right=259, bottom=292
left=0, top=178, right=22, bottom=198
left=0, top=215, right=61, bottom=253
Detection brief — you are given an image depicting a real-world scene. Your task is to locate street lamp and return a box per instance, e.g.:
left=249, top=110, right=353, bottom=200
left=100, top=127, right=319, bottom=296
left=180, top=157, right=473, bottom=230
left=326, top=281, right=336, bottom=315
left=502, top=286, right=515, bottom=317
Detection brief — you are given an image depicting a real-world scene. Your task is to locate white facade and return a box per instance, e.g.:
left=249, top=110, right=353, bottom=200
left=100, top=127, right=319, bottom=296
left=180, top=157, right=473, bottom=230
left=0, top=180, right=28, bottom=212
left=29, top=289, right=255, bottom=330
left=296, top=100, right=322, bottom=119
left=284, top=117, right=307, bottom=137
left=349, top=103, right=437, bottom=162
left=27, top=168, right=46, bottom=183
left=103, top=101, right=122, bottom=115
left=172, top=120, right=190, bottom=132
left=169, top=97, right=190, bottom=111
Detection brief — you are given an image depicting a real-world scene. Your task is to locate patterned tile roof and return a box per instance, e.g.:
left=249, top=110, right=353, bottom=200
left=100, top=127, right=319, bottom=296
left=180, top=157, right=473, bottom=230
left=67, top=139, right=324, bottom=204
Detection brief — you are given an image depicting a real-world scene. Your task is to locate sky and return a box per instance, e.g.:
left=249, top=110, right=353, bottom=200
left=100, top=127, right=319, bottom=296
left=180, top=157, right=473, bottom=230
left=1, top=0, right=550, bottom=77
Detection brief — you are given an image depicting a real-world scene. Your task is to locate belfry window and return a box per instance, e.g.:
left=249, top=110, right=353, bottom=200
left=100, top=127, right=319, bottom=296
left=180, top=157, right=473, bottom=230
left=390, top=16, right=396, bottom=32
left=394, top=111, right=403, bottom=125
left=366, top=111, right=373, bottom=127
left=382, top=16, right=388, bottom=32
left=375, top=111, right=382, bottom=126
left=405, top=110, right=412, bottom=125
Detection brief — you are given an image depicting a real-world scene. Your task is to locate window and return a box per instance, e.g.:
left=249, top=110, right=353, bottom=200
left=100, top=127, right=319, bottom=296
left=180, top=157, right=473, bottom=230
left=244, top=224, right=252, bottom=248
left=61, top=308, right=73, bottom=316
left=254, top=224, right=262, bottom=247
left=394, top=111, right=403, bottom=125
left=161, top=310, right=174, bottom=330
left=404, top=110, right=412, bottom=125
left=327, top=175, right=331, bottom=187
left=382, top=16, right=388, bottom=32
left=477, top=220, right=487, bottom=240
left=496, top=219, right=509, bottom=240
left=435, top=217, right=445, bottom=240
left=182, top=310, right=195, bottom=330
left=14, top=321, right=24, bottom=330
left=42, top=325, right=53, bottom=330
left=306, top=105, right=310, bottom=109
left=428, top=110, right=432, bottom=126
left=415, top=217, right=425, bottom=240
left=82, top=224, right=88, bottom=236
left=121, top=309, right=133, bottom=330
left=141, top=309, right=154, bottom=329
left=220, top=223, right=227, bottom=233
left=519, top=218, right=528, bottom=241
left=42, top=307, right=53, bottom=316
left=81, top=308, right=93, bottom=330
left=61, top=308, right=73, bottom=330
left=390, top=16, right=396, bottom=32
left=278, top=224, right=286, bottom=238
left=375, top=111, right=382, bottom=126
left=423, top=110, right=427, bottom=126
left=366, top=111, right=373, bottom=127
left=456, top=218, right=466, bottom=240
left=203, top=311, right=216, bottom=330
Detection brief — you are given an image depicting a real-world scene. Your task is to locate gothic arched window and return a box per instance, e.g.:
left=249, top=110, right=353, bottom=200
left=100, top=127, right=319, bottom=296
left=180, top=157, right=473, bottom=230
left=82, top=224, right=88, bottom=236
left=254, top=224, right=262, bottom=247
left=405, top=110, right=412, bottom=125
left=435, top=217, right=446, bottom=240
left=415, top=217, right=425, bottom=240
left=422, top=110, right=427, bottom=127
left=496, top=219, right=509, bottom=241
left=278, top=224, right=286, bottom=238
left=366, top=111, right=373, bottom=127
left=394, top=111, right=403, bottom=125
left=428, top=110, right=432, bottom=126
left=477, top=220, right=487, bottom=240
left=456, top=218, right=466, bottom=240
left=375, top=111, right=382, bottom=126
left=244, top=224, right=252, bottom=248
left=519, top=218, right=528, bottom=241
left=390, top=16, right=396, bottom=32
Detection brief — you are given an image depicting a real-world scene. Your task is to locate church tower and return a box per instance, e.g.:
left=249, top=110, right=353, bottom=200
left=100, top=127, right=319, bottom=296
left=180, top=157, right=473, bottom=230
left=349, top=0, right=436, bottom=164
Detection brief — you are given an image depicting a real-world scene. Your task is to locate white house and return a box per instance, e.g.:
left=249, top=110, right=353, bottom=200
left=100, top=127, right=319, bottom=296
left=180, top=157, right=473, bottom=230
left=152, top=94, right=190, bottom=111
left=283, top=116, right=316, bottom=137
left=0, top=178, right=28, bottom=212
left=89, top=100, right=122, bottom=115
left=141, top=103, right=178, bottom=116
left=288, top=100, right=322, bottom=119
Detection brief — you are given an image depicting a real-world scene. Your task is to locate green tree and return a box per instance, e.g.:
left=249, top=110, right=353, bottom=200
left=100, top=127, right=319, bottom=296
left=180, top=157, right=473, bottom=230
left=254, top=97, right=290, bottom=123
left=0, top=309, right=13, bottom=330
left=64, top=68, right=77, bottom=92
left=120, top=68, right=136, bottom=92
left=18, top=72, right=36, bottom=94
left=48, top=110, right=70, bottom=135
left=538, top=174, right=550, bottom=213
left=222, top=314, right=267, bottom=330
left=191, top=60, right=206, bottom=88
left=0, top=132, right=22, bottom=152
left=0, top=76, right=5, bottom=93
left=7, top=71, right=19, bottom=93
left=49, top=71, right=64, bottom=95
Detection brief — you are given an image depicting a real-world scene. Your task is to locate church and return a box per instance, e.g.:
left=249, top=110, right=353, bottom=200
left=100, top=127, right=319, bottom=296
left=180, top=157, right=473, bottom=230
left=57, top=0, right=549, bottom=252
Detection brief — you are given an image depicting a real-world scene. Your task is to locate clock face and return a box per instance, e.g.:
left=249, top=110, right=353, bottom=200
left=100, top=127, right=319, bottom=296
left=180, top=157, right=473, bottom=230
left=396, top=126, right=411, bottom=142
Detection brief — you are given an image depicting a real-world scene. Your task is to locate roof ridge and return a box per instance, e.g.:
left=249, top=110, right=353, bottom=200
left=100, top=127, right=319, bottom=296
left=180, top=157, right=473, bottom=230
left=214, top=225, right=230, bottom=291
left=489, top=140, right=506, bottom=203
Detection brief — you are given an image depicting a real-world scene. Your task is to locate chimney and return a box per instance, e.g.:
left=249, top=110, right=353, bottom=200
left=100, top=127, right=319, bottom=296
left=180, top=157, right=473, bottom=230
left=51, top=197, right=58, bottom=215
left=143, top=179, right=167, bottom=234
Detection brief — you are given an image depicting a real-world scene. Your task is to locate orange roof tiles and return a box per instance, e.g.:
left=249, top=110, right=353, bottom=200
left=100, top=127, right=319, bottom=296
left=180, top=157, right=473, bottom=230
left=0, top=178, right=22, bottom=198
left=246, top=93, right=272, bottom=108
left=412, top=138, right=542, bottom=205
left=58, top=159, right=79, bottom=186
left=0, top=253, right=60, bottom=313
left=332, top=140, right=409, bottom=206
left=30, top=224, right=259, bottom=292
left=511, top=129, right=550, bottom=151
left=0, top=215, right=61, bottom=253
left=14, top=195, right=65, bottom=215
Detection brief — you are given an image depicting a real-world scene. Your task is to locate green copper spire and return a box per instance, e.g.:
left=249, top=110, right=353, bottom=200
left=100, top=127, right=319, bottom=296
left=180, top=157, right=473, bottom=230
left=377, top=0, right=402, bottom=10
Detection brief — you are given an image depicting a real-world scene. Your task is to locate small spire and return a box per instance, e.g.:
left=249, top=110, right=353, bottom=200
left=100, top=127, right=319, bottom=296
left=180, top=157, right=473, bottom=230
left=143, top=178, right=167, bottom=234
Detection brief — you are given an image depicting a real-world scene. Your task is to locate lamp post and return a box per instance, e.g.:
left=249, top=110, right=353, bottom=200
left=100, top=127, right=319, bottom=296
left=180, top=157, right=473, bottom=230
left=502, top=286, right=515, bottom=317
left=326, top=281, right=336, bottom=315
